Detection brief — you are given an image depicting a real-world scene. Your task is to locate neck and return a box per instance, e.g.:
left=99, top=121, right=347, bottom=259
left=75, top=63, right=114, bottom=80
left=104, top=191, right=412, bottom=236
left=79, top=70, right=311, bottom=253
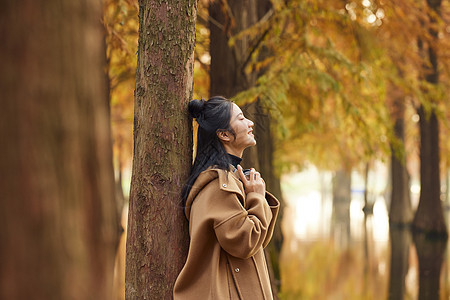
left=227, top=153, right=242, bottom=169
left=223, top=145, right=243, bottom=158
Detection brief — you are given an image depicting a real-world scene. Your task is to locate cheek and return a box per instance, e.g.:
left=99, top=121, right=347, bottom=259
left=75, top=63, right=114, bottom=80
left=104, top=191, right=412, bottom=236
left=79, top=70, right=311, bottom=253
left=236, top=126, right=245, bottom=134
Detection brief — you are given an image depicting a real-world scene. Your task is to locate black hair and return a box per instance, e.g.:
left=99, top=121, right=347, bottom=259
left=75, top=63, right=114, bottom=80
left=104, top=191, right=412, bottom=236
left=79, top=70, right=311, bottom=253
left=182, top=96, right=235, bottom=207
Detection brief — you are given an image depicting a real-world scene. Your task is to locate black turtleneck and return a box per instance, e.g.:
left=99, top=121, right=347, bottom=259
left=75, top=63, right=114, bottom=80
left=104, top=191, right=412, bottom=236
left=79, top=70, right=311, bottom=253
left=227, top=153, right=242, bottom=169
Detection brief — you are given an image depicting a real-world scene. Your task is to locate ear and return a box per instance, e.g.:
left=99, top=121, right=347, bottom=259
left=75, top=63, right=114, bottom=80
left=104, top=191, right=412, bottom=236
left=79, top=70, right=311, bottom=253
left=216, top=129, right=232, bottom=143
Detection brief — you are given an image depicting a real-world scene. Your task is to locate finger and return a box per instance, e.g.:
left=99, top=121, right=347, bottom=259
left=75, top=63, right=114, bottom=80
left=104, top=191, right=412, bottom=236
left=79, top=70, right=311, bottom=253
left=250, top=168, right=256, bottom=182
left=254, top=172, right=261, bottom=181
left=237, top=165, right=247, bottom=182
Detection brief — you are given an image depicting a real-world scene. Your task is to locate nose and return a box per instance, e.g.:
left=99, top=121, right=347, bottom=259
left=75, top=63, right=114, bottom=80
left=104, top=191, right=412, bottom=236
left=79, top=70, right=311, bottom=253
left=248, top=119, right=254, bottom=127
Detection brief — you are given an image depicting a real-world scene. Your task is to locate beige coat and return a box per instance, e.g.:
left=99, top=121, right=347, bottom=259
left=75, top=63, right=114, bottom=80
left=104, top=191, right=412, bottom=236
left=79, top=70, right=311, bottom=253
left=173, top=167, right=280, bottom=300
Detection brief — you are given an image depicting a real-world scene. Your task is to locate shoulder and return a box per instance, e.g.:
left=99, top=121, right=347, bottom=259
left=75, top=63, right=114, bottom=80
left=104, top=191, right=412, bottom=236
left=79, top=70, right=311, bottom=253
left=204, top=168, right=243, bottom=195
left=191, top=168, right=244, bottom=202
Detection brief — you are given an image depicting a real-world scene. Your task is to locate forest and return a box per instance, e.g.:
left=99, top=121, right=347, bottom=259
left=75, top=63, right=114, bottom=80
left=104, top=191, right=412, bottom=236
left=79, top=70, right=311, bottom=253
left=1, top=0, right=449, bottom=299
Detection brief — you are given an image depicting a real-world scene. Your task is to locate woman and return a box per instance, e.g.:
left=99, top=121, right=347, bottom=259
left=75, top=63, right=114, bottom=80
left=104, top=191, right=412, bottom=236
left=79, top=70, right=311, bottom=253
left=173, top=96, right=280, bottom=300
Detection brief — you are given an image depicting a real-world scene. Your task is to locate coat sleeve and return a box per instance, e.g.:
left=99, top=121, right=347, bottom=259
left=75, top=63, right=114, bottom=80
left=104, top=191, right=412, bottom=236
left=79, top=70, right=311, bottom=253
left=211, top=187, right=274, bottom=259
left=262, top=191, right=280, bottom=248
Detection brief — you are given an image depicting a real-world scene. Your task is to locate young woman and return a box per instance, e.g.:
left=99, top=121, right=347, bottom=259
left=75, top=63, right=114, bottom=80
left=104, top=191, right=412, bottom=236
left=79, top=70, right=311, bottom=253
left=173, top=96, right=280, bottom=300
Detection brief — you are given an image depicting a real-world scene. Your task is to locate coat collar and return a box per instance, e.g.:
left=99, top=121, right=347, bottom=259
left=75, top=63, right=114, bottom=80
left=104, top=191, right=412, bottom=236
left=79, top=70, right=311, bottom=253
left=217, top=167, right=244, bottom=199
left=185, top=166, right=245, bottom=219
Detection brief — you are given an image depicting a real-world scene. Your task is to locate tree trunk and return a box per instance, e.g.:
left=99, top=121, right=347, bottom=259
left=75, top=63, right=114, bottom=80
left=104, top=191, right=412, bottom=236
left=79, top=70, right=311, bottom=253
left=388, top=84, right=413, bottom=225
left=413, top=0, right=446, bottom=235
left=331, top=169, right=352, bottom=249
left=0, top=0, right=118, bottom=299
left=209, top=0, right=258, bottom=97
left=413, top=106, right=446, bottom=234
left=124, top=1, right=197, bottom=299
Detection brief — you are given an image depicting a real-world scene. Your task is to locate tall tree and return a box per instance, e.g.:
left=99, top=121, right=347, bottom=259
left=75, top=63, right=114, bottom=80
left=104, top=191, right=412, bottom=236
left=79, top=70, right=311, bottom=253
left=125, top=0, right=197, bottom=299
left=388, top=82, right=413, bottom=225
left=413, top=0, right=447, bottom=235
left=0, top=0, right=118, bottom=299
left=209, top=0, right=259, bottom=97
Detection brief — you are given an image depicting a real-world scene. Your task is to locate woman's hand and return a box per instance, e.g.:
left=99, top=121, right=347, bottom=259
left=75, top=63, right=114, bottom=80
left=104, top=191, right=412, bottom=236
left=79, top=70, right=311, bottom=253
left=237, top=165, right=266, bottom=196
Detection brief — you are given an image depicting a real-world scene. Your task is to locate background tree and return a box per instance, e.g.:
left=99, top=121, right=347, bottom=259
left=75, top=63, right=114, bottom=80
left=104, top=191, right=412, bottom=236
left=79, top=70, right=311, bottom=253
left=387, top=81, right=413, bottom=225
left=124, top=0, right=197, bottom=299
left=0, top=0, right=119, bottom=299
left=370, top=0, right=420, bottom=225
left=413, top=0, right=447, bottom=235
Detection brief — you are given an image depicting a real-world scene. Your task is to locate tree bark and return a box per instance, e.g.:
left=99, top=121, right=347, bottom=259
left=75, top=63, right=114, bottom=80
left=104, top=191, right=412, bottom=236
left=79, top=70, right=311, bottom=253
left=0, top=0, right=118, bottom=299
left=413, top=0, right=446, bottom=235
left=388, top=84, right=413, bottom=225
left=209, top=0, right=258, bottom=97
left=413, top=106, right=446, bottom=234
left=124, top=0, right=196, bottom=299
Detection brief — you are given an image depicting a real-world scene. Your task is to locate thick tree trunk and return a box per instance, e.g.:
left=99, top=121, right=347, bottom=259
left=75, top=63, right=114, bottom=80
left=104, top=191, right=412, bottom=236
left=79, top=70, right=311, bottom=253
left=331, top=169, right=352, bottom=249
left=413, top=106, right=446, bottom=233
left=388, top=85, right=413, bottom=225
left=209, top=0, right=258, bottom=97
left=124, top=1, right=196, bottom=299
left=0, top=1, right=118, bottom=299
left=413, top=0, right=446, bottom=235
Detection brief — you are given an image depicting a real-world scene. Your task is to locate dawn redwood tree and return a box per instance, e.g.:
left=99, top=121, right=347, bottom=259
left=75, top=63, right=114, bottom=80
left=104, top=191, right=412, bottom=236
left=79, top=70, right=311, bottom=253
left=0, top=0, right=119, bottom=299
left=413, top=0, right=447, bottom=235
left=124, top=0, right=197, bottom=299
left=388, top=82, right=413, bottom=225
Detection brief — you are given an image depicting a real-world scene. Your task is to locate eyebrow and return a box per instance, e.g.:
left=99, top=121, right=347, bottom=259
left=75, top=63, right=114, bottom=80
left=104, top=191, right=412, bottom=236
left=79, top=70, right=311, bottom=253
left=234, top=112, right=243, bottom=120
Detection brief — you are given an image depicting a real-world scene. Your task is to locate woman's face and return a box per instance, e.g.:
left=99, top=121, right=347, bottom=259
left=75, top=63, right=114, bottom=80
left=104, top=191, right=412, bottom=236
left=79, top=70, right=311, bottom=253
left=223, top=103, right=256, bottom=156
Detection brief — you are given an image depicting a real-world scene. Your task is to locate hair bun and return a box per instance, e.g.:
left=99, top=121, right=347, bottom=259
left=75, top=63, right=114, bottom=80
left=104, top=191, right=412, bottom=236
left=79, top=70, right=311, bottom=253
left=188, top=99, right=206, bottom=119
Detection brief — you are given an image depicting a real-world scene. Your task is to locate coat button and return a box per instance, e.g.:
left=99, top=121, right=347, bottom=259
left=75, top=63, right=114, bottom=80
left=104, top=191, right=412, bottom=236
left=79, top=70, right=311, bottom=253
left=222, top=184, right=227, bottom=187
left=234, top=268, right=240, bottom=273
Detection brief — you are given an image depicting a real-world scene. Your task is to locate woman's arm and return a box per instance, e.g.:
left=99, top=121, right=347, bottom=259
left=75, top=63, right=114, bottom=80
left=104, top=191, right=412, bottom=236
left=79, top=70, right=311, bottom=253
left=213, top=189, right=273, bottom=259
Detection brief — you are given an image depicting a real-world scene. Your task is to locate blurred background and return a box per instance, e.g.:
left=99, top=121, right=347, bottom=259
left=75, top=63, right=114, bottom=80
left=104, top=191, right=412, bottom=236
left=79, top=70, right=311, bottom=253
left=104, top=0, right=450, bottom=299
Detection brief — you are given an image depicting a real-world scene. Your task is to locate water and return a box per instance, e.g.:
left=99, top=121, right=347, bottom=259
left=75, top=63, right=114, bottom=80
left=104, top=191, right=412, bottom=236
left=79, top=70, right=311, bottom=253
left=279, top=166, right=450, bottom=300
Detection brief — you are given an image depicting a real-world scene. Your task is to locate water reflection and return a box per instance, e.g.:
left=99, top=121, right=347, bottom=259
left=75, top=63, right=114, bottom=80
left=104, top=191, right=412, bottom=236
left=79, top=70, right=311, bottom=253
left=413, top=233, right=447, bottom=300
left=388, top=227, right=411, bottom=300
left=280, top=166, right=449, bottom=299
